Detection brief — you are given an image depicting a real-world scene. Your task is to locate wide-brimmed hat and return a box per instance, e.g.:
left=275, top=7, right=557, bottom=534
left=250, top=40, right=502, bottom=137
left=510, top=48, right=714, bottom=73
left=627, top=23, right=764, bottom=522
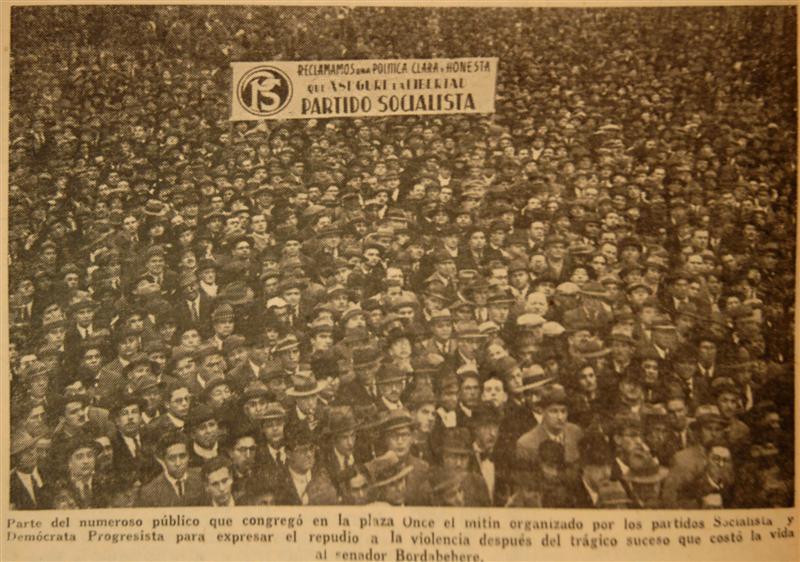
left=325, top=406, right=359, bottom=436
left=539, top=384, right=569, bottom=409
left=691, top=404, right=727, bottom=429
left=379, top=409, right=414, bottom=434
left=286, top=372, right=327, bottom=398
left=366, top=451, right=414, bottom=488
left=441, top=427, right=473, bottom=455
left=376, top=364, right=407, bottom=386
left=352, top=347, right=382, bottom=368
left=517, top=364, right=554, bottom=393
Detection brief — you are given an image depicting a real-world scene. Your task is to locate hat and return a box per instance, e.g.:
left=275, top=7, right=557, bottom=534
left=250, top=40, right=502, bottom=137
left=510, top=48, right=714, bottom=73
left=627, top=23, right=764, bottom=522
left=379, top=409, right=414, bottom=434
left=406, top=383, right=437, bottom=409
left=692, top=404, right=726, bottom=429
left=325, top=406, right=358, bottom=436
left=68, top=294, right=99, bottom=314
left=11, top=431, right=41, bottom=457
left=711, top=377, right=740, bottom=398
left=539, top=384, right=569, bottom=409
left=352, top=347, right=382, bottom=368
left=517, top=364, right=554, bottom=393
left=579, top=432, right=614, bottom=466
left=185, top=404, right=217, bottom=431
left=376, top=364, right=407, bottom=386
left=286, top=372, right=326, bottom=397
left=211, top=303, right=235, bottom=322
left=580, top=282, right=607, bottom=299
left=366, top=451, right=413, bottom=488
left=516, top=313, right=545, bottom=329
left=441, top=427, right=473, bottom=455
left=179, top=272, right=198, bottom=288
left=262, top=401, right=287, bottom=420
left=272, top=335, right=300, bottom=354
left=222, top=334, right=248, bottom=355
left=470, top=403, right=502, bottom=427
left=596, top=482, right=632, bottom=507
left=555, top=282, right=580, bottom=296
left=454, top=321, right=484, bottom=340
left=284, top=424, right=315, bottom=451
left=241, top=380, right=270, bottom=401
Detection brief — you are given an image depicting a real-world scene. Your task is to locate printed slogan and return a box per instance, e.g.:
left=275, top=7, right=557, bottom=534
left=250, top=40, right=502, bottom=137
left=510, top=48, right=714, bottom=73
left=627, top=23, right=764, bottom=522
left=230, top=58, right=497, bottom=120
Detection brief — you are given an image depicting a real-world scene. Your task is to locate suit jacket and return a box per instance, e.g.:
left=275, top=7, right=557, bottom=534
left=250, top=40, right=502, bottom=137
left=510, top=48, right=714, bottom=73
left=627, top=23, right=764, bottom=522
left=94, top=357, right=129, bottom=402
left=270, top=466, right=338, bottom=506
left=334, top=381, right=380, bottom=409
left=516, top=423, right=584, bottom=469
left=227, top=360, right=263, bottom=394
left=174, top=294, right=216, bottom=338
left=318, top=444, right=356, bottom=497
left=111, top=430, right=160, bottom=483
left=41, top=476, right=111, bottom=509
left=403, top=455, right=433, bottom=506
left=662, top=444, right=708, bottom=509
left=138, top=469, right=204, bottom=507
left=10, top=470, right=45, bottom=510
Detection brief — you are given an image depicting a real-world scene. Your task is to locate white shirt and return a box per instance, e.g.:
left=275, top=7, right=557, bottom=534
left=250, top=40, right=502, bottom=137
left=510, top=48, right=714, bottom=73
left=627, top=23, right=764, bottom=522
left=581, top=477, right=599, bottom=506
left=167, top=412, right=185, bottom=429
left=437, top=408, right=456, bottom=428
left=165, top=472, right=188, bottom=498
left=381, top=396, right=402, bottom=411
left=193, top=442, right=218, bottom=461
left=334, top=448, right=355, bottom=471
left=16, top=469, right=43, bottom=504
left=288, top=468, right=312, bottom=505
left=77, top=325, right=93, bottom=339
left=474, top=444, right=496, bottom=501
left=200, top=281, right=217, bottom=298
left=122, top=434, right=141, bottom=458
left=268, top=445, right=286, bottom=465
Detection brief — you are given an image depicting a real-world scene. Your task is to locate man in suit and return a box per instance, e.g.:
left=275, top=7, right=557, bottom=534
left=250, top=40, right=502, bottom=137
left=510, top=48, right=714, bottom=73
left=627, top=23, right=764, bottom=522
left=284, top=370, right=326, bottom=439
left=335, top=347, right=381, bottom=409
left=138, top=431, right=204, bottom=507
left=571, top=431, right=617, bottom=508
left=139, top=245, right=178, bottom=298
left=94, top=328, right=141, bottom=403
left=63, top=293, right=102, bottom=372
left=270, top=424, right=338, bottom=505
left=379, top=408, right=433, bottom=506
left=431, top=427, right=490, bottom=506
left=467, top=403, right=510, bottom=506
left=516, top=384, right=583, bottom=468
left=202, top=456, right=238, bottom=507
left=662, top=404, right=728, bottom=508
left=109, top=391, right=159, bottom=484
left=10, top=431, right=46, bottom=510
left=258, top=401, right=289, bottom=478
left=318, top=406, right=359, bottom=497
left=174, top=272, right=215, bottom=339
left=42, top=436, right=110, bottom=509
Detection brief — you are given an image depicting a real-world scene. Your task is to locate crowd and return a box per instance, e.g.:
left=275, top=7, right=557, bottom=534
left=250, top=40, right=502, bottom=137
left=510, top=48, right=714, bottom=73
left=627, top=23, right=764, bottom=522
left=8, top=6, right=796, bottom=510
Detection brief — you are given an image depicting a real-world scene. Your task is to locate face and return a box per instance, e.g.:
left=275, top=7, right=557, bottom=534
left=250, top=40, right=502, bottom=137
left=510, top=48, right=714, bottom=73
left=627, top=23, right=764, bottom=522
left=378, top=379, right=405, bottom=403
left=192, top=418, right=219, bottom=449
left=482, top=378, right=507, bottom=408
left=287, top=443, right=316, bottom=473
left=385, top=427, right=413, bottom=458
left=414, top=404, right=436, bottom=433
left=459, top=377, right=481, bottom=408
left=64, top=401, right=89, bottom=430
left=229, top=437, right=257, bottom=473
left=661, top=400, right=688, bottom=432
left=443, top=451, right=470, bottom=472
left=205, top=466, right=233, bottom=505
left=717, top=392, right=740, bottom=419
left=578, top=366, right=597, bottom=393
left=542, top=404, right=567, bottom=433
left=262, top=417, right=285, bottom=447
left=68, top=447, right=95, bottom=481
left=333, top=430, right=356, bottom=456
left=474, top=422, right=499, bottom=451
left=115, top=404, right=142, bottom=437
left=167, top=388, right=191, bottom=418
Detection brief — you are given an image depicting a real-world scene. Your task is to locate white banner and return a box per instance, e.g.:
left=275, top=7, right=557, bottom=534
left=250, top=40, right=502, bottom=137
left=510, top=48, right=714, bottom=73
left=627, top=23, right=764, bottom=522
left=230, top=58, right=498, bottom=121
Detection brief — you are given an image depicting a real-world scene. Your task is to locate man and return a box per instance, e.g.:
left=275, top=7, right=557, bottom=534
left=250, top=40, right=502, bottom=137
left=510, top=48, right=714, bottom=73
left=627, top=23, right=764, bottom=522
left=379, top=409, right=432, bottom=506
left=375, top=363, right=407, bottom=412
left=516, top=384, right=583, bottom=468
left=364, top=451, right=414, bottom=506
left=202, top=456, right=237, bottom=507
left=174, top=272, right=215, bottom=338
left=662, top=404, right=728, bottom=508
left=416, top=309, right=454, bottom=357
left=335, top=347, right=381, bottom=408
left=285, top=370, right=326, bottom=438
left=207, top=303, right=236, bottom=351
left=63, top=294, right=101, bottom=371
left=467, top=403, right=508, bottom=506
left=95, top=328, right=140, bottom=402
left=44, top=436, right=109, bottom=509
left=271, top=425, right=337, bottom=505
left=572, top=432, right=615, bottom=508
left=138, top=431, right=203, bottom=507
left=109, top=391, right=158, bottom=483
left=186, top=404, right=220, bottom=467
left=223, top=425, right=260, bottom=503
left=318, top=406, right=359, bottom=495
left=432, top=427, right=490, bottom=506
left=148, top=381, right=191, bottom=435
left=259, top=401, right=289, bottom=478
left=712, top=377, right=750, bottom=453
left=10, top=431, right=46, bottom=510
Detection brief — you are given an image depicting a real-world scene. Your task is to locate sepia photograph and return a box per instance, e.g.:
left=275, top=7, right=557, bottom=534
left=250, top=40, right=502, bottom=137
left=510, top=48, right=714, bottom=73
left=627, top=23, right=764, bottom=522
left=5, top=3, right=796, bottom=519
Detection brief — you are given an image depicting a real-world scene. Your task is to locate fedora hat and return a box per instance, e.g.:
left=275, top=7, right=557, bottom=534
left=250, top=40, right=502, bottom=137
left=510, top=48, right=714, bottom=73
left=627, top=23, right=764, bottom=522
left=286, top=372, right=327, bottom=398
left=366, top=451, right=413, bottom=489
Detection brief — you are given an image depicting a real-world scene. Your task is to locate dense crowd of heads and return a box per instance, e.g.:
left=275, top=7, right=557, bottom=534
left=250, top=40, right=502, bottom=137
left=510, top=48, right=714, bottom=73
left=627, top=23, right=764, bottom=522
left=8, top=6, right=796, bottom=509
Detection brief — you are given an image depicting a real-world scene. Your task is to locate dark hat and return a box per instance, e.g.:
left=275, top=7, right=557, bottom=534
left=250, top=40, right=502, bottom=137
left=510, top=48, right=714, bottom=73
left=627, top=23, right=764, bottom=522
left=366, top=451, right=413, bottom=488
left=441, top=427, right=473, bottom=455
left=376, top=364, right=407, bottom=386
left=518, top=364, right=553, bottom=393
left=185, top=404, right=217, bottom=431
left=272, top=334, right=300, bottom=354
left=353, top=347, right=382, bottom=368
left=241, top=380, right=270, bottom=401
left=539, top=384, right=569, bottom=409
left=624, top=450, right=669, bottom=484
left=470, top=403, right=502, bottom=427
left=691, top=404, right=726, bottom=429
left=379, top=408, right=414, bottom=434
left=284, top=424, right=315, bottom=451
left=325, top=406, right=359, bottom=436
left=11, top=431, right=42, bottom=457
left=579, top=432, right=614, bottom=466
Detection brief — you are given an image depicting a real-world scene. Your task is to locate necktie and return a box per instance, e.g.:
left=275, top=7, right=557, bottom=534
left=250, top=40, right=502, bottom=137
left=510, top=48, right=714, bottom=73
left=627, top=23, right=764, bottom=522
left=177, top=479, right=184, bottom=497
left=130, top=438, right=138, bottom=458
left=190, top=301, right=199, bottom=321
left=479, top=451, right=492, bottom=462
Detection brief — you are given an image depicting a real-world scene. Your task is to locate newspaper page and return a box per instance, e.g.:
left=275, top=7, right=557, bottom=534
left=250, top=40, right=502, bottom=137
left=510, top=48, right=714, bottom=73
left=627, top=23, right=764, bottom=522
left=1, top=2, right=797, bottom=562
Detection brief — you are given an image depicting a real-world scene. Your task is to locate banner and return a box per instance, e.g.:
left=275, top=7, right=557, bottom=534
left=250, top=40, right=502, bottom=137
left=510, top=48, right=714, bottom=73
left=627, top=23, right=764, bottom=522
left=230, top=58, right=497, bottom=120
